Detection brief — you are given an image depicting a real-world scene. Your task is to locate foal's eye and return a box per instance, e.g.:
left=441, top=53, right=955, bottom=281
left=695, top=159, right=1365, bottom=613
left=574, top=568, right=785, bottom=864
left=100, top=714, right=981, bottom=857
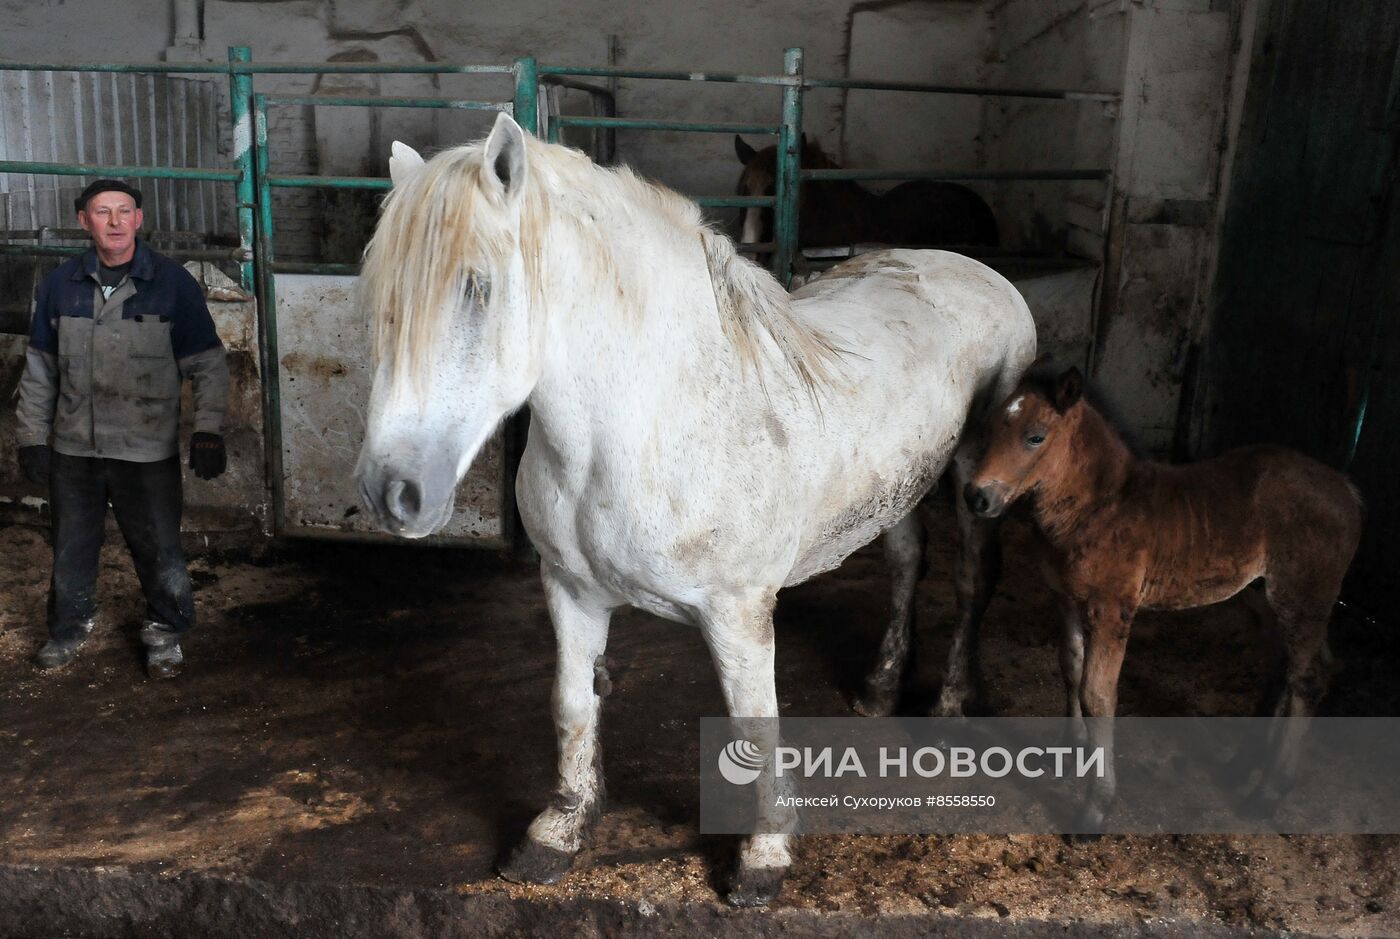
left=1026, top=434, right=1046, bottom=447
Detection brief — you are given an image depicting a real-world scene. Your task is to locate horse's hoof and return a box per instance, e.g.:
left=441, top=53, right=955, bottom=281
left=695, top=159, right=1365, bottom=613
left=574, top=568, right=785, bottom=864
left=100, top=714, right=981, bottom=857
left=1238, top=784, right=1283, bottom=820
left=497, top=838, right=577, bottom=885
left=726, top=864, right=787, bottom=908
left=852, top=686, right=897, bottom=718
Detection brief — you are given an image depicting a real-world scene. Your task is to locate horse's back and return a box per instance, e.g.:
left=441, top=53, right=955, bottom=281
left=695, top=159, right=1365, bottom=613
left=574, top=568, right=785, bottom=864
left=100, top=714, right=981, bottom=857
left=781, top=250, right=1035, bottom=583
left=879, top=181, right=999, bottom=246
left=793, top=249, right=1034, bottom=376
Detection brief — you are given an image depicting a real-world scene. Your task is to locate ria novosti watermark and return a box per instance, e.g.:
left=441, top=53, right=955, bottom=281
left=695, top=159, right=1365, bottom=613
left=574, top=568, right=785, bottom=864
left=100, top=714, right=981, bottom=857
left=699, top=717, right=1400, bottom=835
left=721, top=739, right=1106, bottom=784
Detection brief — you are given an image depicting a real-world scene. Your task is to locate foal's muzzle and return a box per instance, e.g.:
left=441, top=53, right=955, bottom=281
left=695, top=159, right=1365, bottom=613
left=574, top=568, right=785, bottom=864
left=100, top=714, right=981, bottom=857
left=964, top=481, right=1006, bottom=518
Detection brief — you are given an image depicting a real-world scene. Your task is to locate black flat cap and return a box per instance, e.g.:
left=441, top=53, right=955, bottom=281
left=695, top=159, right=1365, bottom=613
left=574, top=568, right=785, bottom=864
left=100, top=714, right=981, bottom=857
left=74, top=179, right=143, bottom=213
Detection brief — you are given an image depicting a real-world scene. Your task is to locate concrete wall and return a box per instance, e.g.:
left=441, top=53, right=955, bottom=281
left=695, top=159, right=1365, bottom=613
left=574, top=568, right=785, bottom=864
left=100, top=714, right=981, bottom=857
left=1094, top=0, right=1260, bottom=453
left=982, top=0, right=1125, bottom=256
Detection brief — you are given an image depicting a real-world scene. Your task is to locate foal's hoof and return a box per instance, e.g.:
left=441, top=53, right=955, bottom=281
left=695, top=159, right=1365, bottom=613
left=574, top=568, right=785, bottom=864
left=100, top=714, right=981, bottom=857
left=498, top=838, right=577, bottom=885
left=726, top=864, right=787, bottom=908
left=852, top=685, right=897, bottom=718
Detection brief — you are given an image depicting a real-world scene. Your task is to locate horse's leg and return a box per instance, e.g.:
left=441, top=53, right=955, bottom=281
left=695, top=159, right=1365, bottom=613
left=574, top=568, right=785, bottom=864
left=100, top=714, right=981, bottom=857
left=699, top=589, right=791, bottom=908
left=853, top=512, right=923, bottom=717
left=1073, top=598, right=1134, bottom=835
left=933, top=448, right=1003, bottom=718
left=499, top=565, right=614, bottom=885
left=1057, top=592, right=1087, bottom=745
left=1243, top=578, right=1334, bottom=814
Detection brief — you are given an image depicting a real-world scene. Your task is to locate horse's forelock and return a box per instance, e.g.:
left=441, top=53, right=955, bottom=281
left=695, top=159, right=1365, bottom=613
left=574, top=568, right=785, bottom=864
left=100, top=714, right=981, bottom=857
left=360, top=144, right=524, bottom=389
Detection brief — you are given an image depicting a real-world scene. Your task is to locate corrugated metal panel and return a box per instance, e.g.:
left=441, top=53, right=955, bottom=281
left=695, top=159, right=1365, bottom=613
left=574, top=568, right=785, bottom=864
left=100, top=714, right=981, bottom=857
left=0, top=71, right=225, bottom=236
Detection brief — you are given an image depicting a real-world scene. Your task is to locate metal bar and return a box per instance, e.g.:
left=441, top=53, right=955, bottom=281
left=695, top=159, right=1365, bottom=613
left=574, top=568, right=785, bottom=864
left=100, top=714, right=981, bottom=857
left=804, top=76, right=1120, bottom=101
left=43, top=71, right=61, bottom=225
left=3, top=227, right=237, bottom=242
left=0, top=243, right=251, bottom=261
left=546, top=116, right=562, bottom=144
left=19, top=71, right=36, bottom=230
left=555, top=115, right=779, bottom=135
left=514, top=56, right=539, bottom=134
left=268, top=173, right=391, bottom=191
left=228, top=47, right=257, bottom=291
left=542, top=75, right=617, bottom=164
left=696, top=195, right=776, bottom=209
left=541, top=64, right=798, bottom=86
left=236, top=62, right=513, bottom=75
left=0, top=61, right=515, bottom=76
left=252, top=92, right=287, bottom=536
left=801, top=167, right=1112, bottom=182
left=273, top=260, right=360, bottom=275
left=146, top=74, right=161, bottom=229
left=262, top=94, right=509, bottom=110
left=0, top=61, right=232, bottom=74
left=0, top=159, right=241, bottom=181
left=772, top=47, right=803, bottom=284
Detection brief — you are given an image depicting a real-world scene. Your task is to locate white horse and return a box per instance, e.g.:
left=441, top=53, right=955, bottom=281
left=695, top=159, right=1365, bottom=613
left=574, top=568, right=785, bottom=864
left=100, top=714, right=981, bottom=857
left=354, top=112, right=1036, bottom=906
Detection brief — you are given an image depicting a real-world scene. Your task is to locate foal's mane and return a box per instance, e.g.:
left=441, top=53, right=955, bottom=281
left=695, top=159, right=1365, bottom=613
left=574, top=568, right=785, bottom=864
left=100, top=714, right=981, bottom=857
left=360, top=133, right=840, bottom=396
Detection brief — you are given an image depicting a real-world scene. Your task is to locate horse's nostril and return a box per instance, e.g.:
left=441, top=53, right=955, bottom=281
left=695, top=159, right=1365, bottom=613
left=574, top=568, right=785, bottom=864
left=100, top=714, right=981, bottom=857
left=384, top=478, right=423, bottom=522
left=963, top=483, right=987, bottom=514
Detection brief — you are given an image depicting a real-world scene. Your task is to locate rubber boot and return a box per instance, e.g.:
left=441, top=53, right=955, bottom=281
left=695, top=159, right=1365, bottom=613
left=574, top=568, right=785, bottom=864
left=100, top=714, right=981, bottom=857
left=140, top=620, right=184, bottom=680
left=34, top=617, right=97, bottom=670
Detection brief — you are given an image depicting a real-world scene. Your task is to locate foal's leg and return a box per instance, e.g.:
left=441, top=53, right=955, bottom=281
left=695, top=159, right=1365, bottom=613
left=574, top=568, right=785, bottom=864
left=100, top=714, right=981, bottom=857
left=854, top=512, right=923, bottom=717
left=1056, top=593, right=1088, bottom=748
left=933, top=450, right=1003, bottom=718
left=1074, top=598, right=1135, bottom=834
left=1244, top=579, right=1335, bottom=812
left=699, top=589, right=792, bottom=908
left=499, top=565, right=614, bottom=884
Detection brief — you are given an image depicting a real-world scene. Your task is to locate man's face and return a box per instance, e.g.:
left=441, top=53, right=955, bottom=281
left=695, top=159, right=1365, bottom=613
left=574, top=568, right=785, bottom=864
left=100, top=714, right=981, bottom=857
left=77, top=192, right=142, bottom=261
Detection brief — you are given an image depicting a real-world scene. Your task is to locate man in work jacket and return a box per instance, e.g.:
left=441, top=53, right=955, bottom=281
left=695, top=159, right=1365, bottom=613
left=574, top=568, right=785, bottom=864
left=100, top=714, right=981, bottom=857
left=14, top=178, right=230, bottom=679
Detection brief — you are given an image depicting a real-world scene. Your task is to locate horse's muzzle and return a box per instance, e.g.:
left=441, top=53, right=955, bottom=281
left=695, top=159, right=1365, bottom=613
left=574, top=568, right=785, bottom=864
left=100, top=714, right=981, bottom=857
left=357, top=465, right=450, bottom=538
left=964, top=481, right=1006, bottom=518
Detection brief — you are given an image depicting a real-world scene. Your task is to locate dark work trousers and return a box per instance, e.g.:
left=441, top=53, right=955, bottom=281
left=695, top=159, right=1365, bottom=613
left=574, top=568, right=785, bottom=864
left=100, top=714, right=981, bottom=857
left=47, top=452, right=194, bottom=641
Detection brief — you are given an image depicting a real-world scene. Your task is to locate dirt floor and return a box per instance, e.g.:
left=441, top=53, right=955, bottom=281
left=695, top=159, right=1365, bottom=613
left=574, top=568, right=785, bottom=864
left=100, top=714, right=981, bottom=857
left=0, top=505, right=1397, bottom=938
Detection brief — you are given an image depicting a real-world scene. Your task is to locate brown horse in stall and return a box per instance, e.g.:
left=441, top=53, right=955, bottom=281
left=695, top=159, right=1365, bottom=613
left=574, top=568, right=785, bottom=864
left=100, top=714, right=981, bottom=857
left=734, top=135, right=999, bottom=261
left=963, top=361, right=1364, bottom=830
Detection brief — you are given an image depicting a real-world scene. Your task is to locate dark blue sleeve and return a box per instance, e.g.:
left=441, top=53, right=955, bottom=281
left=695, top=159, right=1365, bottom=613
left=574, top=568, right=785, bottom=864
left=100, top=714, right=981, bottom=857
left=169, top=265, right=224, bottom=360
left=29, top=273, right=58, bottom=354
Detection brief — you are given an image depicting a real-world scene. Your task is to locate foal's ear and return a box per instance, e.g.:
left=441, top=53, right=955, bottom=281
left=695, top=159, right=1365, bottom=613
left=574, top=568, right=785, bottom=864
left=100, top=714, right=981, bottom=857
left=389, top=141, right=425, bottom=187
left=1053, top=367, right=1084, bottom=413
left=734, top=135, right=757, bottom=165
left=482, top=112, right=529, bottom=204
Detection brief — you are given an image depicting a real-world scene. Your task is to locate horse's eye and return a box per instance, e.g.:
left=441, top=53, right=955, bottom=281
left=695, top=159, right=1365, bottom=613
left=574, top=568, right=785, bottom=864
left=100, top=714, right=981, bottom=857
left=1026, top=434, right=1045, bottom=447
left=464, top=274, right=491, bottom=306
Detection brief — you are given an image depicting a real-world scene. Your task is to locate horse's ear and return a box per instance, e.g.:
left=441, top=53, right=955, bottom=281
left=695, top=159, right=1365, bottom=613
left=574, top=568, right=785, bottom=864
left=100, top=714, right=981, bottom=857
left=1053, top=367, right=1084, bottom=413
left=734, top=135, right=756, bottom=165
left=389, top=141, right=425, bottom=187
left=483, top=111, right=528, bottom=203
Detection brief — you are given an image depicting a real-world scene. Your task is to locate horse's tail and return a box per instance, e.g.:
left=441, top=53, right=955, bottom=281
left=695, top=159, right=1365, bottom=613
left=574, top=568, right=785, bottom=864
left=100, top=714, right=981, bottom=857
left=698, top=227, right=844, bottom=399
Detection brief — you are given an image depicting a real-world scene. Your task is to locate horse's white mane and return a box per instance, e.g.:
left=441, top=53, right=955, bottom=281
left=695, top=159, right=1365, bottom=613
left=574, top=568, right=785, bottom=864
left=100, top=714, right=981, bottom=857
left=359, top=133, right=840, bottom=395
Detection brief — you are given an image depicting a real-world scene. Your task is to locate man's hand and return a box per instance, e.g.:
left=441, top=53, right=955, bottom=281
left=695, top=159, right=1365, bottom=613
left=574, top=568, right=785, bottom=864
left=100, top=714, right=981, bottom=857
left=18, top=445, right=51, bottom=485
left=189, top=432, right=227, bottom=480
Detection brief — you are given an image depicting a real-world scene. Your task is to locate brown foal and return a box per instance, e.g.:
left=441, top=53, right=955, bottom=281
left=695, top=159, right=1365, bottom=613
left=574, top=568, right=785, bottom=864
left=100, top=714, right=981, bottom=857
left=964, top=363, right=1364, bottom=830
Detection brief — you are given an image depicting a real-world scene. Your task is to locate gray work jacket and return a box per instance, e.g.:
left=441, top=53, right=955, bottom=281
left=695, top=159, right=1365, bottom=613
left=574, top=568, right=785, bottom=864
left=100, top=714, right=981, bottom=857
left=15, top=244, right=230, bottom=463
